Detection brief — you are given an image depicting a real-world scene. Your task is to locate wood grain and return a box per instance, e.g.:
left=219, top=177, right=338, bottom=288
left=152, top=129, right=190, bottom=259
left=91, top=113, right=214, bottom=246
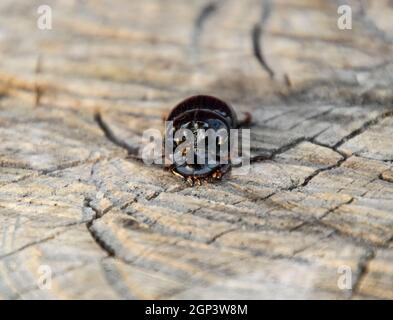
left=0, top=0, right=392, bottom=299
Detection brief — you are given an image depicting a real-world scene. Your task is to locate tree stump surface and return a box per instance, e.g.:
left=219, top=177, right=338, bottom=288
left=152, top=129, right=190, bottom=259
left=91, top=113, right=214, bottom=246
left=0, top=0, right=392, bottom=299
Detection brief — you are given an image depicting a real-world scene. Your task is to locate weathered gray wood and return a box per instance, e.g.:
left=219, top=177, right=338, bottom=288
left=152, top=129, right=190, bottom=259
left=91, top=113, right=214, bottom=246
left=0, top=0, right=392, bottom=299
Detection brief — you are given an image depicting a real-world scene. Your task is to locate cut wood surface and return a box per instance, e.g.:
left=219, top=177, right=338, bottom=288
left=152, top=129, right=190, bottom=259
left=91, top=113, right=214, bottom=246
left=0, top=0, right=392, bottom=299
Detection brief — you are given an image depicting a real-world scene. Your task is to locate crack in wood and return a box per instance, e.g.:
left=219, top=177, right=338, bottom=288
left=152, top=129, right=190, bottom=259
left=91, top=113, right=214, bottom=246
left=0, top=235, right=55, bottom=261
left=0, top=226, right=84, bottom=261
left=0, top=157, right=107, bottom=190
left=101, top=258, right=137, bottom=299
left=290, top=196, right=354, bottom=234
left=351, top=248, right=375, bottom=297
left=318, top=218, right=391, bottom=250
left=86, top=211, right=116, bottom=258
left=34, top=55, right=43, bottom=107
left=251, top=136, right=307, bottom=163
left=94, top=111, right=140, bottom=158
left=206, top=227, right=239, bottom=244
left=334, top=110, right=393, bottom=149
left=319, top=197, right=354, bottom=220
left=190, top=1, right=220, bottom=60
left=292, top=230, right=336, bottom=256
left=251, top=126, right=337, bottom=163
left=84, top=160, right=120, bottom=258
left=251, top=0, right=275, bottom=78
left=379, top=172, right=393, bottom=183
left=286, top=108, right=333, bottom=131
left=296, top=155, right=348, bottom=189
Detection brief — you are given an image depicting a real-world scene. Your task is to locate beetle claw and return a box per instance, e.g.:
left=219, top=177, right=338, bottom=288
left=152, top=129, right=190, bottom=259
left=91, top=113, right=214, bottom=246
left=186, top=177, right=194, bottom=186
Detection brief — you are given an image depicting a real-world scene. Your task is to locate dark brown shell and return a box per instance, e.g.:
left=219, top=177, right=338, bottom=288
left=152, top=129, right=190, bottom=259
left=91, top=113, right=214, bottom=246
left=167, top=95, right=238, bottom=129
left=165, top=95, right=238, bottom=182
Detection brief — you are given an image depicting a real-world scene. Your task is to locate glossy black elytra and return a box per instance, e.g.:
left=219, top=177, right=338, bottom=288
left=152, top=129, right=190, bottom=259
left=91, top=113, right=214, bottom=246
left=165, top=95, right=249, bottom=184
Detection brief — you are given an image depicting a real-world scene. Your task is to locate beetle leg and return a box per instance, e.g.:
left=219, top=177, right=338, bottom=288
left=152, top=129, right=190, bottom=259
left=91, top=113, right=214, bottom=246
left=212, top=170, right=223, bottom=180
left=237, top=111, right=252, bottom=127
left=186, top=176, right=194, bottom=186
left=171, top=168, right=185, bottom=179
